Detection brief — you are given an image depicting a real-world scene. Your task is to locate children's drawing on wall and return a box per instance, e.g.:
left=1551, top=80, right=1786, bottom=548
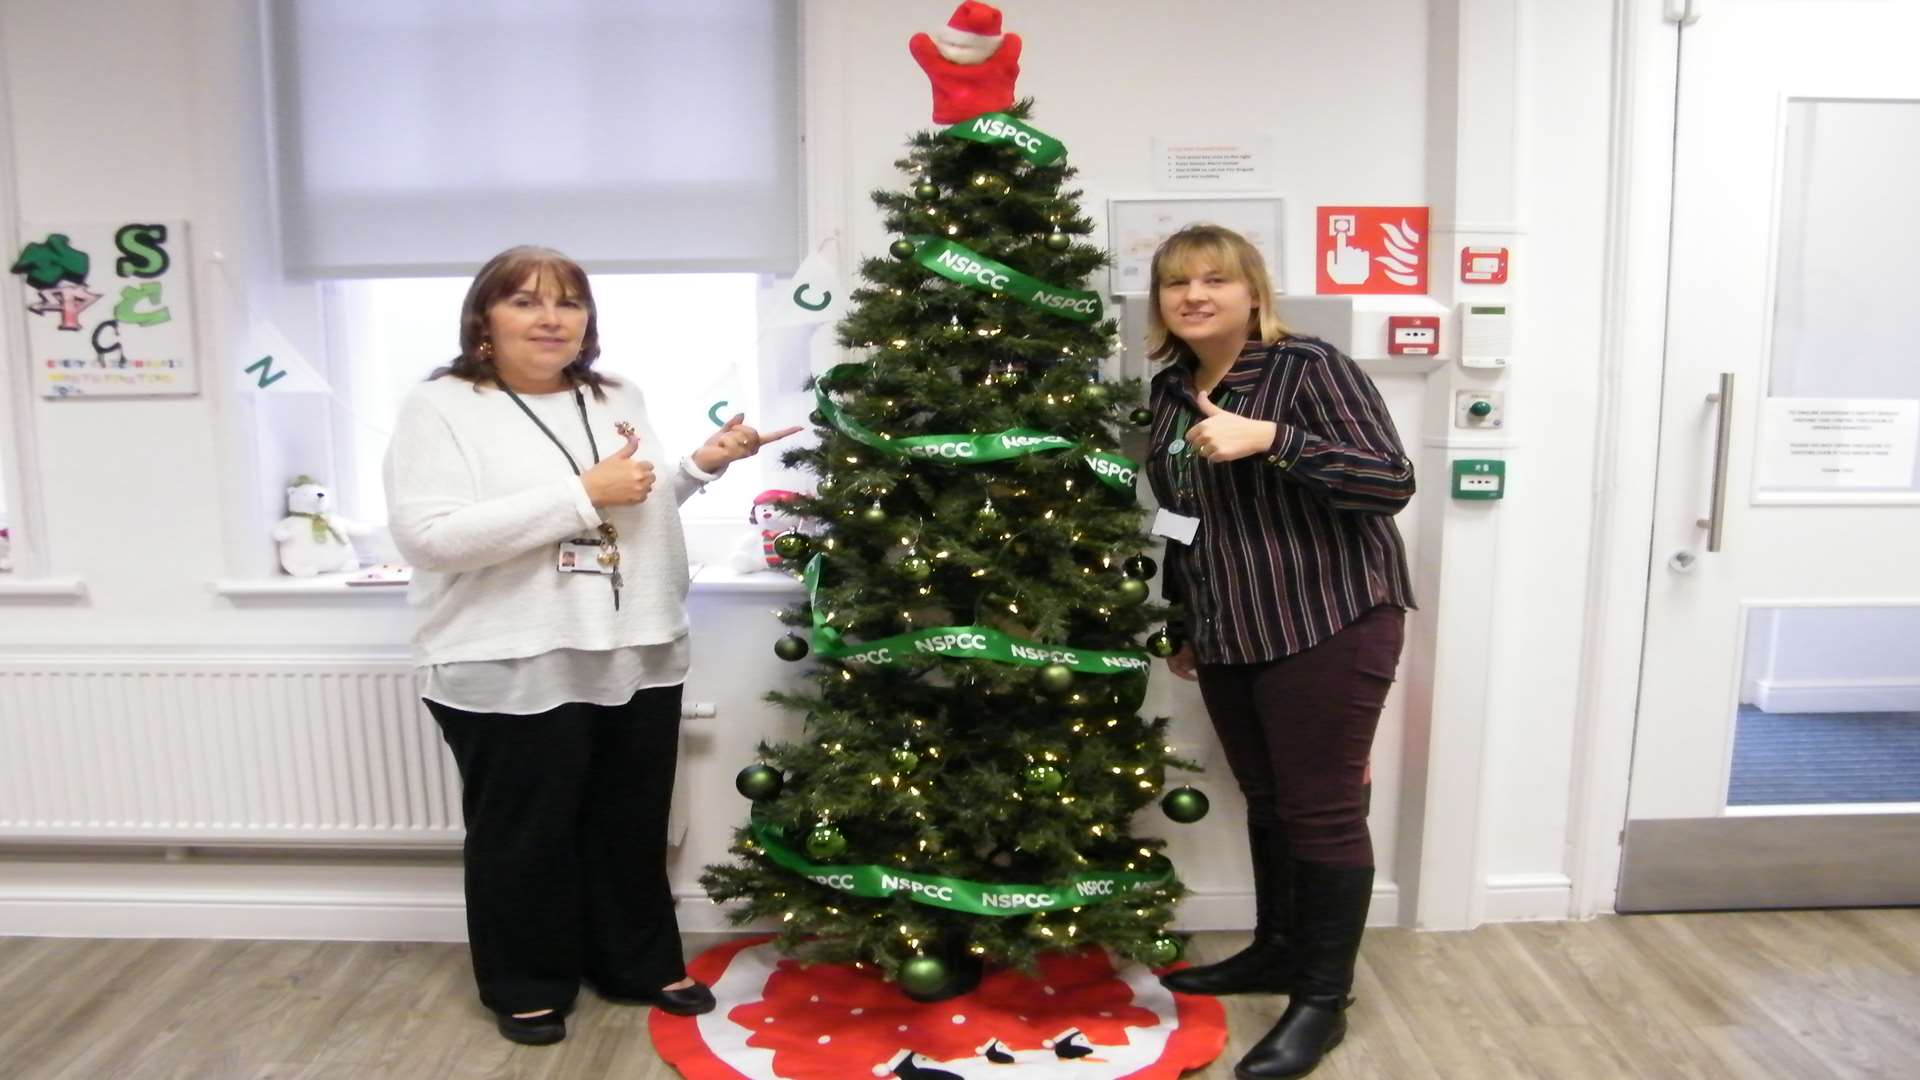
left=9, top=221, right=198, bottom=398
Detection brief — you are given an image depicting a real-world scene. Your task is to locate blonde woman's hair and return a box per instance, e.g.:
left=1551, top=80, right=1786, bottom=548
left=1144, top=224, right=1290, bottom=364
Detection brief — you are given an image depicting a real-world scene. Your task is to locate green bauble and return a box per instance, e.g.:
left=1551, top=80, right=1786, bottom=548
left=1144, top=935, right=1183, bottom=967
left=810, top=409, right=828, bottom=426
left=914, top=181, right=940, bottom=202
left=1161, top=786, right=1211, bottom=824
left=817, top=476, right=837, bottom=494
left=772, top=531, right=811, bottom=561
left=734, top=764, right=783, bottom=801
left=1037, top=663, right=1075, bottom=695
left=1082, top=383, right=1109, bottom=404
left=898, top=555, right=933, bottom=582
left=1045, top=230, right=1072, bottom=252
left=899, top=955, right=949, bottom=996
left=1129, top=407, right=1153, bottom=427
left=891, top=748, right=921, bottom=772
left=1145, top=629, right=1179, bottom=658
left=861, top=502, right=888, bottom=525
left=804, top=825, right=847, bottom=859
left=890, top=238, right=917, bottom=260
left=1125, top=555, right=1158, bottom=580
left=1023, top=765, right=1064, bottom=795
left=1116, top=578, right=1150, bottom=607
left=774, top=634, right=810, bottom=662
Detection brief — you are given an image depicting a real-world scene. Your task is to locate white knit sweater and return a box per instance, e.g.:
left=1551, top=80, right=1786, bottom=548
left=383, top=374, right=717, bottom=668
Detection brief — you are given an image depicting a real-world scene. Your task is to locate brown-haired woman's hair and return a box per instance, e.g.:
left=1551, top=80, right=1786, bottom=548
left=1144, top=224, right=1292, bottom=366
left=430, top=245, right=615, bottom=399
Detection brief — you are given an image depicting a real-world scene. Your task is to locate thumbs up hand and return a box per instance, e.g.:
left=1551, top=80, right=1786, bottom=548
left=584, top=431, right=656, bottom=506
left=1185, top=391, right=1279, bottom=465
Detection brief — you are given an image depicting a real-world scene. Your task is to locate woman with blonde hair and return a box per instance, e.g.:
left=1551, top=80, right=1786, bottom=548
left=1143, top=225, right=1415, bottom=1078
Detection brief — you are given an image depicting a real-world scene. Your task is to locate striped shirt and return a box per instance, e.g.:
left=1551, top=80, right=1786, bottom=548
left=1144, top=337, right=1417, bottom=665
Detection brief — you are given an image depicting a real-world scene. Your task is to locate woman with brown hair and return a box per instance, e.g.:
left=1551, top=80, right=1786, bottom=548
left=1142, top=225, right=1415, bottom=1078
left=383, top=246, right=797, bottom=1045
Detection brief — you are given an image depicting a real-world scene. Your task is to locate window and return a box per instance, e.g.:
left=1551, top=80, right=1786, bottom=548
left=269, top=1, right=801, bottom=278
left=327, top=273, right=767, bottom=527
left=263, top=1, right=808, bottom=572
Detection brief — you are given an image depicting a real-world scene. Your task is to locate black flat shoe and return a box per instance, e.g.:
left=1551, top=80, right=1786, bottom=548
left=593, top=978, right=717, bottom=1016
left=1159, top=938, right=1296, bottom=996
left=494, top=1008, right=566, bottom=1046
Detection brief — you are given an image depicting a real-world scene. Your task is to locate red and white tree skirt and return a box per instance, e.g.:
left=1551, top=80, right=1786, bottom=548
left=651, top=935, right=1226, bottom=1079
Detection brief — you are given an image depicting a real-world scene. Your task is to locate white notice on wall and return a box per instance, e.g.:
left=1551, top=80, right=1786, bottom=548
left=1758, top=398, right=1919, bottom=488
left=1152, top=137, right=1273, bottom=191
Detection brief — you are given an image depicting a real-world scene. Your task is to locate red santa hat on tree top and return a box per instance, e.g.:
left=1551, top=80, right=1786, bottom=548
left=932, top=1, right=1006, bottom=64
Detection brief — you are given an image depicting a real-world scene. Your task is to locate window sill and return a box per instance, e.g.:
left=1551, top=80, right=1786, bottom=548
left=0, top=576, right=89, bottom=599
left=213, top=571, right=408, bottom=599
left=209, top=564, right=805, bottom=599
left=690, top=563, right=805, bottom=596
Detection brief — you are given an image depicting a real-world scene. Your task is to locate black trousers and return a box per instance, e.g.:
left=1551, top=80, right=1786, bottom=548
left=1195, top=605, right=1405, bottom=869
left=426, top=684, right=687, bottom=1014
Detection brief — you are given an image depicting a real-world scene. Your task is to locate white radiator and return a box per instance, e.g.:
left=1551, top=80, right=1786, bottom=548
left=0, top=658, right=463, bottom=845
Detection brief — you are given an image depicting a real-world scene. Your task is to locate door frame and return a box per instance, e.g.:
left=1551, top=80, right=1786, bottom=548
left=1565, top=0, right=1682, bottom=919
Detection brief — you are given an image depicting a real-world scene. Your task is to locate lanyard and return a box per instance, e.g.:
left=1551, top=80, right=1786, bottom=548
left=497, top=381, right=601, bottom=474
left=497, top=380, right=622, bottom=610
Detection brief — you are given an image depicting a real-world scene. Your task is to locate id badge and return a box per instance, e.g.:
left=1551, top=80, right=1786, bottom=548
left=1151, top=508, right=1200, bottom=546
left=557, top=538, right=610, bottom=575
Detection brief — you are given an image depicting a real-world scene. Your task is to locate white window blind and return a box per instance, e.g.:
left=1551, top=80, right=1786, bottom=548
left=269, top=1, right=801, bottom=278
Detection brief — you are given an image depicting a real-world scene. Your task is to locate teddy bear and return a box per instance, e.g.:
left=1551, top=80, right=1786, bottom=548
left=272, top=475, right=370, bottom=576
left=732, top=489, right=805, bottom=574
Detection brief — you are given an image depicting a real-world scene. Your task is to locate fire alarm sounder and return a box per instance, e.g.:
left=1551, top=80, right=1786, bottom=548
left=1459, top=303, right=1512, bottom=368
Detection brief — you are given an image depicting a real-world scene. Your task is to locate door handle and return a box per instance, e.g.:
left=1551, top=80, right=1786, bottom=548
left=1696, top=373, right=1734, bottom=552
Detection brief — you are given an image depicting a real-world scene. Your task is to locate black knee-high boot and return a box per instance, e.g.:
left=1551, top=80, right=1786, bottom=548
left=1161, top=822, right=1297, bottom=996
left=1233, top=861, right=1372, bottom=1079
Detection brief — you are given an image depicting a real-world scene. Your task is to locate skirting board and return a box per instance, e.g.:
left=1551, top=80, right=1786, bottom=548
left=0, top=864, right=1404, bottom=940
left=1482, top=872, right=1573, bottom=922
left=0, top=860, right=471, bottom=942
left=1750, top=678, right=1920, bottom=715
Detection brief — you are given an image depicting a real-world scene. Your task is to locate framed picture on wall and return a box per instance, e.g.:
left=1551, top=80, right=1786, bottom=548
left=9, top=220, right=198, bottom=398
left=1106, top=195, right=1287, bottom=298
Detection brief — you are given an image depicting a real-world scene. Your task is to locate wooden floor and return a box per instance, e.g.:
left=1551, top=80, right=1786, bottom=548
left=3, top=909, right=1918, bottom=1078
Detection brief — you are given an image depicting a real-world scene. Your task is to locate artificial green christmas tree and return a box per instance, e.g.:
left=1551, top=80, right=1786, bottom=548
left=701, top=89, right=1200, bottom=997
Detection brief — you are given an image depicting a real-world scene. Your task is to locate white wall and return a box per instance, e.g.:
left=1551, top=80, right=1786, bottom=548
left=0, top=0, right=1625, bottom=935
left=1743, top=606, right=1920, bottom=713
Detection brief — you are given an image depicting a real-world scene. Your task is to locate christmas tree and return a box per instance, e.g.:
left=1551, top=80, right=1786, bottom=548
left=702, top=27, right=1203, bottom=999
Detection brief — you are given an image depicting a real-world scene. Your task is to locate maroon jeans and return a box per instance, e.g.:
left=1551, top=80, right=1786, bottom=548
left=1194, top=604, right=1405, bottom=869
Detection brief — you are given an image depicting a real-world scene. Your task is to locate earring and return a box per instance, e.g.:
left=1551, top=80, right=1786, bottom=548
left=477, top=339, right=494, bottom=361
